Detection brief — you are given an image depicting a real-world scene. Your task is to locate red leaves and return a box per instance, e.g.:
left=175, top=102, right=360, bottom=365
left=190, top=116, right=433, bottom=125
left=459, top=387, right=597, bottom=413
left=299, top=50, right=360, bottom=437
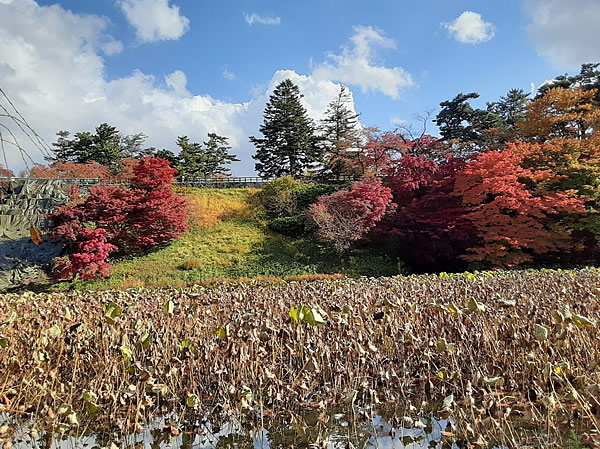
left=454, top=148, right=587, bottom=267
left=378, top=155, right=475, bottom=272
left=309, top=178, right=395, bottom=253
left=53, top=228, right=117, bottom=280
left=0, top=164, right=13, bottom=177
left=48, top=157, right=188, bottom=280
left=132, top=157, right=178, bottom=190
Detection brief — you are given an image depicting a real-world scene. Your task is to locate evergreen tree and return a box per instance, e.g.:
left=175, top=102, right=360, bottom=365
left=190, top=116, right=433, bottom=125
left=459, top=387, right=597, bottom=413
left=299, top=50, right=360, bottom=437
left=536, top=63, right=600, bottom=101
left=51, top=123, right=138, bottom=168
left=434, top=92, right=502, bottom=153
left=250, top=79, right=320, bottom=178
left=176, top=134, right=238, bottom=178
left=319, top=85, right=362, bottom=178
left=145, top=148, right=179, bottom=166
left=202, top=133, right=239, bottom=177
left=487, top=88, right=529, bottom=128
left=176, top=136, right=204, bottom=178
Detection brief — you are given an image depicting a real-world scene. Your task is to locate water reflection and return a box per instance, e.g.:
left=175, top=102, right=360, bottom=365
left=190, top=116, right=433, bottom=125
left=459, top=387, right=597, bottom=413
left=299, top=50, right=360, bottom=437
left=4, top=410, right=460, bottom=449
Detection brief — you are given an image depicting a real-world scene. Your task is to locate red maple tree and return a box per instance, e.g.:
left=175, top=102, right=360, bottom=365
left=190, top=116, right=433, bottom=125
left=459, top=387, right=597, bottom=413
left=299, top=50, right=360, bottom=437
left=309, top=177, right=395, bottom=253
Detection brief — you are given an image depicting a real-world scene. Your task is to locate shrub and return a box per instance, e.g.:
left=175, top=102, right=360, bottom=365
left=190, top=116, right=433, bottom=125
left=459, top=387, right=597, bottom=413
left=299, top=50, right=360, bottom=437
left=53, top=228, right=117, bottom=280
left=267, top=216, right=306, bottom=237
left=454, top=148, right=587, bottom=268
left=257, top=176, right=300, bottom=217
left=377, top=155, right=475, bottom=272
left=294, top=184, right=339, bottom=211
left=48, top=157, right=188, bottom=279
left=309, top=178, right=395, bottom=254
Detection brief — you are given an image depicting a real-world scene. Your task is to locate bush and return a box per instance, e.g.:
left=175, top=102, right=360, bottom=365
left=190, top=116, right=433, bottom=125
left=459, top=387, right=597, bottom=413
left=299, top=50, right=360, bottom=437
left=294, top=184, right=340, bottom=211
left=48, top=157, right=188, bottom=279
left=309, top=178, right=395, bottom=254
left=257, top=176, right=301, bottom=217
left=267, top=216, right=306, bottom=237
left=53, top=228, right=117, bottom=280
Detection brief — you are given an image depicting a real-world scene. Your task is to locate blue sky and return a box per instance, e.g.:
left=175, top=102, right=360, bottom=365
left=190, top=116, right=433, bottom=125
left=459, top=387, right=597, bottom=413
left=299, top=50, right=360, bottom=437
left=1, top=0, right=599, bottom=174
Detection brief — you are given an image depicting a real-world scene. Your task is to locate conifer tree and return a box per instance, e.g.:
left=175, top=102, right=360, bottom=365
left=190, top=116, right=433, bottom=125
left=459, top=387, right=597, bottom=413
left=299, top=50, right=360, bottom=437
left=319, top=85, right=362, bottom=178
left=176, top=134, right=238, bottom=178
left=250, top=79, right=320, bottom=178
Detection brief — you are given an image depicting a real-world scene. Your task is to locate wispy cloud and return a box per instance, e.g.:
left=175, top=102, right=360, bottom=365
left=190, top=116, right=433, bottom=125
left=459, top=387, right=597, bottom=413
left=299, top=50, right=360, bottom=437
left=222, top=66, right=236, bottom=81
left=524, top=0, right=600, bottom=69
left=243, top=12, right=281, bottom=26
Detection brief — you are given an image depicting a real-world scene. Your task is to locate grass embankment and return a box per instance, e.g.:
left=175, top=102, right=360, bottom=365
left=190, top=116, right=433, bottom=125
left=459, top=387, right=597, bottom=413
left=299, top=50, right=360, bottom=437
left=63, top=188, right=398, bottom=290
left=1, top=270, right=599, bottom=446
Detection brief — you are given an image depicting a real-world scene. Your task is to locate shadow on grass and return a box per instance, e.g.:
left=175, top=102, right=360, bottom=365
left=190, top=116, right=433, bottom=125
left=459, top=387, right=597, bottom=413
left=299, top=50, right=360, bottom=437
left=251, top=231, right=401, bottom=279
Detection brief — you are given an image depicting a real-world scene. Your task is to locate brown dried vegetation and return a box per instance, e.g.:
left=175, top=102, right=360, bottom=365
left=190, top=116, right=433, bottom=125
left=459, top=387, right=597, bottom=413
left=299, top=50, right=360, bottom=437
left=0, top=269, right=599, bottom=445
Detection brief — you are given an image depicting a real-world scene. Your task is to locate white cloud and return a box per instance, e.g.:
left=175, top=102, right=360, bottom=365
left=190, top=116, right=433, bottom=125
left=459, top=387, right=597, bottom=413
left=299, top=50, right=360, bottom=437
left=222, top=67, right=236, bottom=81
left=443, top=11, right=495, bottom=44
left=523, top=0, right=600, bottom=69
left=118, top=0, right=189, bottom=42
left=311, top=26, right=413, bottom=99
left=390, top=116, right=406, bottom=127
left=243, top=12, right=281, bottom=26
left=0, top=0, right=355, bottom=176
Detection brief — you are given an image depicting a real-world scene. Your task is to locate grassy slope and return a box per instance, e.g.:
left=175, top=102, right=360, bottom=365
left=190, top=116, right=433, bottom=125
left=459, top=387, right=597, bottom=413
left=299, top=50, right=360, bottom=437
left=64, top=188, right=399, bottom=290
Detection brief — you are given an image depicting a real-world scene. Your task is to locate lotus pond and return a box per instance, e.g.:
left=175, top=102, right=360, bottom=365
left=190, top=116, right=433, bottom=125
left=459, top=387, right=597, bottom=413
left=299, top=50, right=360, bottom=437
left=1, top=269, right=599, bottom=447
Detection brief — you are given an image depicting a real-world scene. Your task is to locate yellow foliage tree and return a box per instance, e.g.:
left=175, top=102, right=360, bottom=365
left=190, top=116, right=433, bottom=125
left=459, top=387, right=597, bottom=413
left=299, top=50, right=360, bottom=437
left=518, top=87, right=600, bottom=142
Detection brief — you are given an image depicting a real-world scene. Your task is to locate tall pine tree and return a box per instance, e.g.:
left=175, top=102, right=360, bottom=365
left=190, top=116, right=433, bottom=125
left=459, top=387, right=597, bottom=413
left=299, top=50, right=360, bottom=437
left=250, top=79, right=320, bottom=178
left=319, top=85, right=362, bottom=178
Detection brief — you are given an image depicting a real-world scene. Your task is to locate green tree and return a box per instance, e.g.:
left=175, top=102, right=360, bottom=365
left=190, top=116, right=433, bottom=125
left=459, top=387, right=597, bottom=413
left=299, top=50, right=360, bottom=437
left=176, top=134, right=238, bottom=178
left=51, top=123, right=144, bottom=168
left=250, top=79, right=321, bottom=178
left=434, top=92, right=503, bottom=154
left=319, top=85, right=362, bottom=178
left=145, top=148, right=179, bottom=166
left=202, top=133, right=239, bottom=177
left=536, top=63, right=600, bottom=101
left=487, top=88, right=530, bottom=129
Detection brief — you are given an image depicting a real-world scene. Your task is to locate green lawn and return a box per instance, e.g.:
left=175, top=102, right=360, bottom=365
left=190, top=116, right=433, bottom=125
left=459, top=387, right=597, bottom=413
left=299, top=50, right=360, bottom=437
left=55, top=188, right=401, bottom=290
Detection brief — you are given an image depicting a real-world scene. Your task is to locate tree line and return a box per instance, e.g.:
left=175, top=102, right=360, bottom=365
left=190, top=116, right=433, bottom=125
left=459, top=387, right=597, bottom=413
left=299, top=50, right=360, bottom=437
left=5, top=124, right=239, bottom=180
left=255, top=63, right=600, bottom=271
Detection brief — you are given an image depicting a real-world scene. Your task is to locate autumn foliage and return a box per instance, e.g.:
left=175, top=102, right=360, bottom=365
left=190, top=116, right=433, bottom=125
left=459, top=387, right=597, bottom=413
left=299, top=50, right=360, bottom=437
left=30, top=161, right=110, bottom=179
left=49, top=157, right=188, bottom=279
left=454, top=146, right=586, bottom=267
left=0, top=164, right=14, bottom=177
left=309, top=177, right=395, bottom=253
left=378, top=155, right=475, bottom=271
left=53, top=228, right=117, bottom=280
left=313, top=87, right=599, bottom=271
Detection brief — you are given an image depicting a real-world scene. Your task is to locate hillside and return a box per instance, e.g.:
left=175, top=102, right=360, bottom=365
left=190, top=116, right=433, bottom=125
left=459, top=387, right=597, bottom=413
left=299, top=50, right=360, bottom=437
left=57, top=188, right=399, bottom=290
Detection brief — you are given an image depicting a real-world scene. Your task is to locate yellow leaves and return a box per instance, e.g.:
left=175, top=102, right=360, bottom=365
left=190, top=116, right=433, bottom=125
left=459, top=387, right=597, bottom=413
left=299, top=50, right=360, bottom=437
left=102, top=302, right=121, bottom=325
left=483, top=376, right=505, bottom=387
left=572, top=313, right=596, bottom=329
left=289, top=305, right=327, bottom=327
left=215, top=325, right=230, bottom=339
left=519, top=87, right=600, bottom=141
left=466, top=298, right=486, bottom=313
left=30, top=226, right=43, bottom=245
left=435, top=339, right=456, bottom=354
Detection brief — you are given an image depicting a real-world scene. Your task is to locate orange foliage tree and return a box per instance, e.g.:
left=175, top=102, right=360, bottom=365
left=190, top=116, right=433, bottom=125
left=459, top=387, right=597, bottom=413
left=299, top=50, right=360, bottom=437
left=518, top=87, right=600, bottom=142
left=454, top=146, right=587, bottom=267
left=29, top=161, right=110, bottom=179
left=0, top=164, right=13, bottom=177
